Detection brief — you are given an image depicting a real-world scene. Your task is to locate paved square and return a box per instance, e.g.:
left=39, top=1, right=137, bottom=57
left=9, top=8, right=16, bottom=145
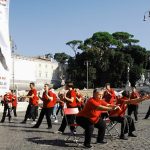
left=0, top=100, right=150, bottom=150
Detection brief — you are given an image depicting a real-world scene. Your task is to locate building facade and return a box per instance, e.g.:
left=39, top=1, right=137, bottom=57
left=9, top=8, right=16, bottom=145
left=10, top=54, right=63, bottom=91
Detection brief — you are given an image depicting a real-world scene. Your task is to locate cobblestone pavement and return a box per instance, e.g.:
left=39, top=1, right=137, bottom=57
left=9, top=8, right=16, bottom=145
left=0, top=100, right=150, bottom=150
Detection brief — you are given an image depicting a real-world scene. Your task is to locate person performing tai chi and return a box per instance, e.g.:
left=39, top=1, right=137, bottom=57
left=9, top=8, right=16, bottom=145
left=32, top=84, right=54, bottom=129
left=76, top=88, right=120, bottom=148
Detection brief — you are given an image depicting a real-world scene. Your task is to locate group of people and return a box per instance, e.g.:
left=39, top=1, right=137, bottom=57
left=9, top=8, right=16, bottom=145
left=0, top=81, right=150, bottom=149
left=0, top=90, right=17, bottom=123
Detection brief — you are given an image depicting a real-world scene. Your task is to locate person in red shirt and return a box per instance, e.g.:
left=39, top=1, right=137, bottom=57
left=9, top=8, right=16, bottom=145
left=128, top=87, right=140, bottom=121
left=1, top=91, right=13, bottom=123
left=55, top=82, right=77, bottom=134
left=32, top=83, right=54, bottom=129
left=11, top=90, right=18, bottom=117
left=21, top=82, right=38, bottom=124
left=75, top=88, right=84, bottom=111
left=109, top=90, right=149, bottom=140
left=76, top=88, right=119, bottom=148
left=102, top=83, right=116, bottom=119
left=50, top=88, right=58, bottom=123
left=103, top=83, right=116, bottom=105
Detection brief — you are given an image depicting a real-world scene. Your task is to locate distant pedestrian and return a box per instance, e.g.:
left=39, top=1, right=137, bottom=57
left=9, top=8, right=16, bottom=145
left=1, top=91, right=12, bottom=123
left=56, top=92, right=65, bottom=118
left=128, top=87, right=140, bottom=121
left=11, top=90, right=18, bottom=117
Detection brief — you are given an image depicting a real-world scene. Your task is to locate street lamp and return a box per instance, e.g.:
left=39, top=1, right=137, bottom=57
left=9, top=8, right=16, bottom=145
left=126, top=63, right=131, bottom=90
left=143, top=10, right=150, bottom=21
left=84, top=61, right=91, bottom=89
left=11, top=41, right=17, bottom=92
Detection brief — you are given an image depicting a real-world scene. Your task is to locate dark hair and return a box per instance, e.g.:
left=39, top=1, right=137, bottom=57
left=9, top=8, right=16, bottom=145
left=105, top=83, right=110, bottom=87
left=132, top=86, right=136, bottom=90
left=30, top=82, right=35, bottom=87
left=44, top=83, right=50, bottom=88
left=66, top=82, right=74, bottom=88
left=122, top=90, right=130, bottom=98
left=93, top=88, right=103, bottom=94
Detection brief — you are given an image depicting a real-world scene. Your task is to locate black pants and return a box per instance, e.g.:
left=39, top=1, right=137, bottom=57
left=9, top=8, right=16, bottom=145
left=56, top=105, right=63, bottom=116
left=144, top=105, right=150, bottom=119
left=77, top=106, right=82, bottom=111
left=101, top=113, right=109, bottom=119
left=35, top=107, right=53, bottom=128
left=24, top=104, right=36, bottom=122
left=109, top=115, right=135, bottom=136
left=58, top=114, right=76, bottom=132
left=12, top=106, right=17, bottom=117
left=128, top=105, right=138, bottom=121
left=1, top=104, right=11, bottom=122
left=76, top=116, right=106, bottom=145
left=35, top=106, right=38, bottom=119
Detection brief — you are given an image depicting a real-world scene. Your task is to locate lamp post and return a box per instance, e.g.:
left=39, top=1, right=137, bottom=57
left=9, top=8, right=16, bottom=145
left=126, top=63, right=131, bottom=90
left=11, top=41, right=17, bottom=92
left=84, top=61, right=91, bottom=89
left=143, top=10, right=150, bottom=21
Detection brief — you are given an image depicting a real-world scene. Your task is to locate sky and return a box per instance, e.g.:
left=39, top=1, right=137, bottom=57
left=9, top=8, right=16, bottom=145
left=9, top=0, right=150, bottom=57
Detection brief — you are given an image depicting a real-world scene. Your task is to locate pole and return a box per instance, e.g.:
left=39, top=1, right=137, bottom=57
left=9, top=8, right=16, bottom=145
left=11, top=42, right=16, bottom=92
left=12, top=46, right=15, bottom=91
left=86, top=61, right=88, bottom=89
left=126, top=63, right=131, bottom=90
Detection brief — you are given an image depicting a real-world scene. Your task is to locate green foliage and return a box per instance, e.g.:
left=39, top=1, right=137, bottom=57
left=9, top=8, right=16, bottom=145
left=66, top=40, right=82, bottom=56
left=54, top=52, right=70, bottom=64
left=112, top=32, right=139, bottom=48
left=130, top=65, right=142, bottom=86
left=65, top=31, right=148, bottom=88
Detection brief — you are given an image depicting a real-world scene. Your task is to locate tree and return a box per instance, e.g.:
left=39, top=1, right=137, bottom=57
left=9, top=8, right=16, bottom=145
left=129, top=65, right=142, bottom=86
left=45, top=53, right=53, bottom=59
left=66, top=40, right=82, bottom=57
left=66, top=31, right=149, bottom=88
left=112, top=32, right=139, bottom=48
left=123, top=45, right=147, bottom=66
left=54, top=52, right=70, bottom=64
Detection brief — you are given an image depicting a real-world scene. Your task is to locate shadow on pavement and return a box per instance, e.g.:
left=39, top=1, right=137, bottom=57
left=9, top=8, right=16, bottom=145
left=26, top=137, right=83, bottom=148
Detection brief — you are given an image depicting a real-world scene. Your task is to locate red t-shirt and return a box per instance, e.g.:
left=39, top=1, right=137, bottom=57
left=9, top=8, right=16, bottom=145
left=3, top=93, right=12, bottom=104
left=76, top=94, right=83, bottom=107
left=77, top=97, right=108, bottom=124
left=66, top=89, right=77, bottom=108
left=103, top=89, right=116, bottom=105
left=27, top=89, right=39, bottom=106
left=42, top=90, right=54, bottom=108
left=12, top=94, right=17, bottom=107
left=130, top=92, right=140, bottom=106
left=109, top=96, right=128, bottom=117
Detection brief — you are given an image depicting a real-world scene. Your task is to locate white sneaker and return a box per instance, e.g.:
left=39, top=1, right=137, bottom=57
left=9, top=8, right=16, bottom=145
left=51, top=116, right=55, bottom=119
left=31, top=121, right=36, bottom=125
left=54, top=120, right=58, bottom=123
left=54, top=131, right=62, bottom=134
left=27, top=118, right=31, bottom=121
